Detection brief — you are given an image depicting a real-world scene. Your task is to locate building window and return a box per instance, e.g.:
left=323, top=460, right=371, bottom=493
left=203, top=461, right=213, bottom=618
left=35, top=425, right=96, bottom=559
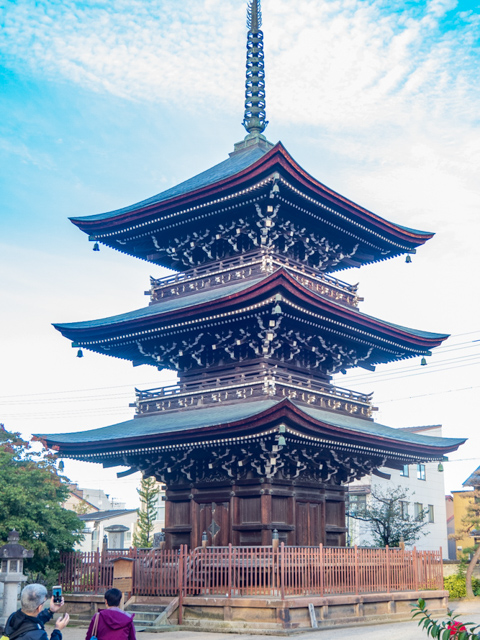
left=428, top=505, right=435, bottom=523
left=348, top=494, right=367, bottom=514
left=417, top=464, right=426, bottom=481
left=400, top=501, right=409, bottom=520
left=400, top=465, right=409, bottom=477
left=414, top=502, right=423, bottom=521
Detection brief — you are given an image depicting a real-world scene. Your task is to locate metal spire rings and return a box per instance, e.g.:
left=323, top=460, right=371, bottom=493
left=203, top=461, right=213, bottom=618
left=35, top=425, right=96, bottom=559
left=242, top=0, right=268, bottom=136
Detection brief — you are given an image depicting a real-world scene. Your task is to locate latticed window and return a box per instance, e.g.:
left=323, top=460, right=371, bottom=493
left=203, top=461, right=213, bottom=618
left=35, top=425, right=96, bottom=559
left=400, top=501, right=409, bottom=519
left=400, top=465, right=409, bottom=477
left=417, top=464, right=426, bottom=481
left=428, top=505, right=435, bottom=523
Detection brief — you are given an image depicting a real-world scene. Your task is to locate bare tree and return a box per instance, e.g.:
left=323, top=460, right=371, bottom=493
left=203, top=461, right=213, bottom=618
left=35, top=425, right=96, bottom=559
left=348, top=485, right=429, bottom=547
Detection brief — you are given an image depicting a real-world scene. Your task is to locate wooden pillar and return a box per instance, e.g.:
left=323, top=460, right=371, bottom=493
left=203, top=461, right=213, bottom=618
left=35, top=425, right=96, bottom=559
left=230, top=486, right=238, bottom=546
left=261, top=489, right=272, bottom=546
left=190, top=492, right=199, bottom=549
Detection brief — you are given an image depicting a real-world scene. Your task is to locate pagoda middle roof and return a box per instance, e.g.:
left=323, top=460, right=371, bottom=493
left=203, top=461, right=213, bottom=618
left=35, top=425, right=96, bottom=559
left=37, top=397, right=465, bottom=462
left=53, top=268, right=447, bottom=355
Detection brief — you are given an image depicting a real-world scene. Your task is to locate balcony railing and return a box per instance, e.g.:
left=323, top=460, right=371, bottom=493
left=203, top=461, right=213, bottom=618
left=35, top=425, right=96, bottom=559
left=147, top=250, right=361, bottom=309
left=134, top=368, right=375, bottom=419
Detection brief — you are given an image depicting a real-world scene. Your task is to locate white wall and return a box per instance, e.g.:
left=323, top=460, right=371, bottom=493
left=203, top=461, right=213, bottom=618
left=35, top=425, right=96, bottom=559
left=76, top=511, right=137, bottom=552
left=348, top=427, right=448, bottom=555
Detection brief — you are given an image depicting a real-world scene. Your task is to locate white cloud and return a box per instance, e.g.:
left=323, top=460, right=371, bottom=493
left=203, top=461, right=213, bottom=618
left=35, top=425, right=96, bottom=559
left=1, top=0, right=478, bottom=134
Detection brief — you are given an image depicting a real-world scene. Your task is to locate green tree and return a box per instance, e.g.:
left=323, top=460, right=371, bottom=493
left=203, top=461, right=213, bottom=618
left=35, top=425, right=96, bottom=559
left=453, top=470, right=480, bottom=598
left=133, top=475, right=159, bottom=548
left=348, top=485, right=429, bottom=547
left=0, top=425, right=84, bottom=579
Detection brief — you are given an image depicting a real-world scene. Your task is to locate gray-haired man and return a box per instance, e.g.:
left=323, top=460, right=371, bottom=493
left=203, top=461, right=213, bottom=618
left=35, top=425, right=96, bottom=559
left=3, top=584, right=69, bottom=640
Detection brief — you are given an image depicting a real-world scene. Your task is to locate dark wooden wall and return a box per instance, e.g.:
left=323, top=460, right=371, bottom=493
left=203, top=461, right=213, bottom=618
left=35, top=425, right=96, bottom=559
left=164, top=478, right=346, bottom=549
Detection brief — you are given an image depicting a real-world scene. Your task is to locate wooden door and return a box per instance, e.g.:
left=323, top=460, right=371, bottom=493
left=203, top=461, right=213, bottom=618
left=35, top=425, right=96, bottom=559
left=295, top=501, right=323, bottom=546
left=199, top=501, right=230, bottom=546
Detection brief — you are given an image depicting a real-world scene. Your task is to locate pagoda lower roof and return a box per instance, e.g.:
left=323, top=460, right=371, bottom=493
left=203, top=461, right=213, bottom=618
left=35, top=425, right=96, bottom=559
left=37, top=397, right=464, bottom=463
left=53, top=269, right=448, bottom=363
left=69, top=142, right=433, bottom=269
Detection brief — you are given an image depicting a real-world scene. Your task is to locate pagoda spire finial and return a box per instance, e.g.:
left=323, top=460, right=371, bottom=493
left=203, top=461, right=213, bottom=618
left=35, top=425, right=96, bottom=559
left=242, top=0, right=268, bottom=138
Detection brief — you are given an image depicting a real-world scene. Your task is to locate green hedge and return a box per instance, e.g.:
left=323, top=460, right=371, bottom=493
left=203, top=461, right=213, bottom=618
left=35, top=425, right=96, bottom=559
left=444, top=574, right=480, bottom=598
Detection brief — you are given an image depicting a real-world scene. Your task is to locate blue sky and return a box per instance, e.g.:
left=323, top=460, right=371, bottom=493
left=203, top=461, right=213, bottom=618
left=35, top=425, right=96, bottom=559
left=1, top=0, right=479, bottom=507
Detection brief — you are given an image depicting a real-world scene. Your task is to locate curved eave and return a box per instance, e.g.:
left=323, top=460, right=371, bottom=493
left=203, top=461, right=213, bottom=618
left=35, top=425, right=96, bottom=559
left=37, top=399, right=465, bottom=461
left=53, top=269, right=448, bottom=353
left=70, top=143, right=432, bottom=248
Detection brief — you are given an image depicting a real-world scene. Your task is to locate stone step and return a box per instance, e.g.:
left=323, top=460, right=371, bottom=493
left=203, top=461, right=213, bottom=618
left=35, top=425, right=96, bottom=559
left=126, top=604, right=166, bottom=613
left=130, top=612, right=159, bottom=622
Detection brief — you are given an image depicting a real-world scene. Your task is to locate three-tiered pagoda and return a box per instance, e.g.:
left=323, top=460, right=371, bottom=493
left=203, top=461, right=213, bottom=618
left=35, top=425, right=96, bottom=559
left=41, top=0, right=464, bottom=549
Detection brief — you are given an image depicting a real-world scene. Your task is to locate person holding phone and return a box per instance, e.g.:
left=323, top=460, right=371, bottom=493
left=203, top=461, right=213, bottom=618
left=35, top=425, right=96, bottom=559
left=2, top=584, right=69, bottom=640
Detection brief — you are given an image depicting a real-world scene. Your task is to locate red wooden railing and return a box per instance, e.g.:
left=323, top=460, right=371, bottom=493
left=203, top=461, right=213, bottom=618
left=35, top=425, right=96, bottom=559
left=58, top=544, right=443, bottom=599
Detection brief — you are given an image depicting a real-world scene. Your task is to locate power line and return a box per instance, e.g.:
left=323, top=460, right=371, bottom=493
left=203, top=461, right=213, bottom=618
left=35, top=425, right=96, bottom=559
left=338, top=352, right=480, bottom=386
left=376, top=383, right=480, bottom=405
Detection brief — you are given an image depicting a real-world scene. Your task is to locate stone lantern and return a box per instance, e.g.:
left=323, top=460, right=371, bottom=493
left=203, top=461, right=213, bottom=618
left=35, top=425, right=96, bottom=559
left=0, top=531, right=34, bottom=627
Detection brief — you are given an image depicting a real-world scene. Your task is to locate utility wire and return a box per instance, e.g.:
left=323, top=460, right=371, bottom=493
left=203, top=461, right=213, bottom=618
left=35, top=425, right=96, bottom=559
left=376, top=383, right=480, bottom=405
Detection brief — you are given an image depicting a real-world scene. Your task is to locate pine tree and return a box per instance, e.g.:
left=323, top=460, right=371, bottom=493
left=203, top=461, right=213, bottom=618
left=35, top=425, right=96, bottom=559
left=133, top=475, right=159, bottom=548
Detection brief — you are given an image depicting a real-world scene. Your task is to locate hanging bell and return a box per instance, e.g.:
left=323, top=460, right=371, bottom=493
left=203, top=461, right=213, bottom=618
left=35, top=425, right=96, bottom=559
left=437, top=462, right=444, bottom=472
left=277, top=435, right=286, bottom=447
left=93, top=242, right=100, bottom=252
left=420, top=357, right=427, bottom=366
left=272, top=303, right=282, bottom=315
left=58, top=460, right=65, bottom=472
left=405, top=255, right=412, bottom=263
left=77, top=349, right=84, bottom=358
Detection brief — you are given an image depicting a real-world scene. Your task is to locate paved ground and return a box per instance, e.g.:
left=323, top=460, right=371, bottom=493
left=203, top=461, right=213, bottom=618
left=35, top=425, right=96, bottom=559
left=57, top=601, right=480, bottom=640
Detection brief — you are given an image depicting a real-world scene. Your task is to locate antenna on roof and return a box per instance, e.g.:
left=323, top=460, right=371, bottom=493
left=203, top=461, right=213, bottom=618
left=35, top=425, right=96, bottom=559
left=242, top=0, right=268, bottom=138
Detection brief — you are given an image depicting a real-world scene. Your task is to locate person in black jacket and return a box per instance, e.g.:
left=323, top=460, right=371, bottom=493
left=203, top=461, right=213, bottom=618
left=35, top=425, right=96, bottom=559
left=3, top=584, right=69, bottom=640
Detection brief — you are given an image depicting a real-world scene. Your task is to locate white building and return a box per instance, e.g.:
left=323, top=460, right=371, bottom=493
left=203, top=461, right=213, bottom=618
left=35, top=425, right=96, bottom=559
left=64, top=483, right=126, bottom=512
left=76, top=509, right=137, bottom=552
left=348, top=425, right=448, bottom=556
left=152, top=485, right=166, bottom=536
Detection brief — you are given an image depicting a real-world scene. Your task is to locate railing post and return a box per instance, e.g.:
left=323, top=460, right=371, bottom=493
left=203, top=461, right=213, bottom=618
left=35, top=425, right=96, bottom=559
left=178, top=545, right=184, bottom=625
left=439, top=547, right=443, bottom=590
left=94, top=550, right=100, bottom=594
left=354, top=545, right=359, bottom=595
left=280, top=542, right=285, bottom=600
left=228, top=543, right=233, bottom=598
left=385, top=545, right=390, bottom=593
left=319, top=543, right=324, bottom=597
left=413, top=546, right=418, bottom=592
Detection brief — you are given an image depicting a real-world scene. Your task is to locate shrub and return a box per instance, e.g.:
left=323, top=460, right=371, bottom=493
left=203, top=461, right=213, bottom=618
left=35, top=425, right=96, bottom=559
left=444, top=574, right=480, bottom=599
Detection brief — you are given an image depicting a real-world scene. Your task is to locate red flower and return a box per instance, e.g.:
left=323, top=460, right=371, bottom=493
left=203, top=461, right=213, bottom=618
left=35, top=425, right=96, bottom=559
left=447, top=620, right=467, bottom=637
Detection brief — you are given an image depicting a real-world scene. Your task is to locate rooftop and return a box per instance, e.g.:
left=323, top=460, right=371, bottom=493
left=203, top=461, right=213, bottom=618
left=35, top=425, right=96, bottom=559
left=78, top=509, right=137, bottom=521
left=38, top=397, right=465, bottom=462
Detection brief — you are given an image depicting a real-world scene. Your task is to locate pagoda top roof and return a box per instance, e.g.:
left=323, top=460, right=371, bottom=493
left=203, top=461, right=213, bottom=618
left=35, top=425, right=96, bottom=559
left=37, top=397, right=465, bottom=464
left=53, top=268, right=447, bottom=352
left=72, top=144, right=269, bottom=223
left=69, top=142, right=433, bottom=269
